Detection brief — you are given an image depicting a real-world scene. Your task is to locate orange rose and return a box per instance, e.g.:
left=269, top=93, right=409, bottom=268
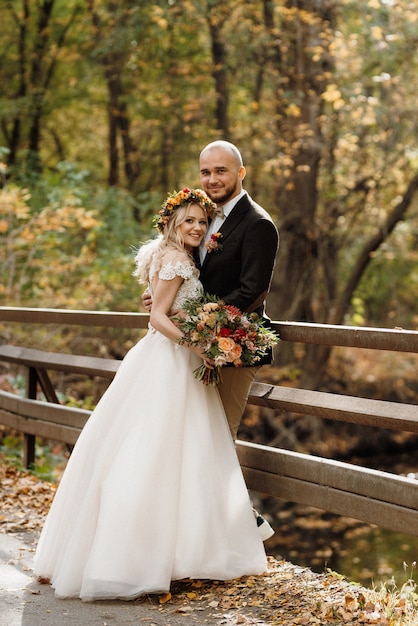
left=223, top=343, right=242, bottom=363
left=231, top=344, right=242, bottom=359
left=217, top=337, right=235, bottom=353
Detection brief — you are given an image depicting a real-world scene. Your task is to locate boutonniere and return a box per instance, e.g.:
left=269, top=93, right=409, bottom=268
left=206, top=232, right=223, bottom=254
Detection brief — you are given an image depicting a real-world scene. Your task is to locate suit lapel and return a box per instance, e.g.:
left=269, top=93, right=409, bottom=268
left=202, top=194, right=250, bottom=268
left=219, top=194, right=250, bottom=238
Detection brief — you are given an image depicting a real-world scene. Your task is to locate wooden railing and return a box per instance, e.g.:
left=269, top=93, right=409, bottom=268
left=1, top=306, right=418, bottom=537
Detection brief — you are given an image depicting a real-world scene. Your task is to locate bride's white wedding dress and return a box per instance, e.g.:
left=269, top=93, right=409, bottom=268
left=33, top=258, right=267, bottom=601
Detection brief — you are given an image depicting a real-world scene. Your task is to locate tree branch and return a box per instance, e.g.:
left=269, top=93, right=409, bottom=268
left=331, top=170, right=418, bottom=325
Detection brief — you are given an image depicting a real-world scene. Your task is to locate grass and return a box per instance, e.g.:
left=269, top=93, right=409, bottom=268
left=372, top=562, right=418, bottom=625
left=0, top=432, right=69, bottom=482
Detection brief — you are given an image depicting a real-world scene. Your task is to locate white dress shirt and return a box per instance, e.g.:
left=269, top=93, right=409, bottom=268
left=200, top=190, right=246, bottom=263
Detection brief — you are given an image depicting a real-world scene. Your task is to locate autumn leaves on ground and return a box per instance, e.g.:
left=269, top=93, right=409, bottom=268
left=1, top=458, right=417, bottom=625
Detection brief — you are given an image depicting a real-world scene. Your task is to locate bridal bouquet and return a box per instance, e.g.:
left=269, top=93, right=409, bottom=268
left=176, top=294, right=279, bottom=386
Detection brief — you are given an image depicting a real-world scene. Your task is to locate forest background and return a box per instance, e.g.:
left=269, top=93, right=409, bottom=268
left=1, top=0, right=417, bottom=447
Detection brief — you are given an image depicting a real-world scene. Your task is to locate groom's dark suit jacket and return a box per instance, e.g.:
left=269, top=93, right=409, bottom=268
left=196, top=192, right=279, bottom=365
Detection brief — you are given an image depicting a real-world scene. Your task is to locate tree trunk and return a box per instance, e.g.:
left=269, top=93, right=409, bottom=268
left=26, top=0, right=57, bottom=172
left=206, top=2, right=230, bottom=139
left=106, top=67, right=120, bottom=187
left=269, top=0, right=335, bottom=325
left=264, top=1, right=337, bottom=383
left=118, top=102, right=140, bottom=190
left=7, top=0, right=29, bottom=166
left=88, top=0, right=139, bottom=190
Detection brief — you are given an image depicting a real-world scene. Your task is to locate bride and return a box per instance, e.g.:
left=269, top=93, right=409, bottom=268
left=33, top=188, right=267, bottom=601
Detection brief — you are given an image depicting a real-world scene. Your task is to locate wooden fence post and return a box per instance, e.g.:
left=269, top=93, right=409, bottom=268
left=23, top=367, right=37, bottom=468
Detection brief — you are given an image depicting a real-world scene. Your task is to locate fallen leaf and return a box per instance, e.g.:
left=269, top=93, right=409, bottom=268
left=209, top=600, right=219, bottom=608
left=345, top=593, right=356, bottom=610
left=158, top=592, right=171, bottom=604
left=364, top=600, right=376, bottom=612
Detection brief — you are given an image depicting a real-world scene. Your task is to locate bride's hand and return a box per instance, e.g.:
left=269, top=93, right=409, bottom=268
left=203, top=357, right=215, bottom=370
left=189, top=345, right=214, bottom=369
left=169, top=308, right=184, bottom=326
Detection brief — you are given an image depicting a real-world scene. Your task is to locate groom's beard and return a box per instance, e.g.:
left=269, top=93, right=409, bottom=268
left=207, top=181, right=240, bottom=206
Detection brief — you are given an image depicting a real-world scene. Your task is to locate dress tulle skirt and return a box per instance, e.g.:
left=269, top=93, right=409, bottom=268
left=33, top=327, right=267, bottom=600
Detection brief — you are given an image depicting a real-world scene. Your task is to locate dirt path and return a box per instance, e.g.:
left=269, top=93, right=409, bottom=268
left=0, top=461, right=411, bottom=625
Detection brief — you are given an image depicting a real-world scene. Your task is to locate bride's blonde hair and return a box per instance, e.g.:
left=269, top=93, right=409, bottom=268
left=134, top=202, right=206, bottom=284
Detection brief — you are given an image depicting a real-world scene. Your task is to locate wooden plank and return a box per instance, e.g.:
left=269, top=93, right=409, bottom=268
left=0, top=345, right=120, bottom=379
left=276, top=320, right=418, bottom=353
left=242, top=468, right=418, bottom=536
left=2, top=346, right=416, bottom=432
left=0, top=391, right=90, bottom=429
left=0, top=307, right=149, bottom=329
left=0, top=410, right=83, bottom=446
left=1, top=307, right=418, bottom=352
left=249, top=382, right=418, bottom=432
left=237, top=441, right=418, bottom=509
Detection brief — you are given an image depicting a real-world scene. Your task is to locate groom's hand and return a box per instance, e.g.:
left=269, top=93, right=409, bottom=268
left=142, top=289, right=152, bottom=312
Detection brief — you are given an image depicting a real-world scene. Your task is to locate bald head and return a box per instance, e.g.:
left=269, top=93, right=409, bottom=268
left=200, top=141, right=243, bottom=167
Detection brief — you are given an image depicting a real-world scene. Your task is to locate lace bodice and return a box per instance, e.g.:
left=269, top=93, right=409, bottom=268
left=149, top=259, right=202, bottom=310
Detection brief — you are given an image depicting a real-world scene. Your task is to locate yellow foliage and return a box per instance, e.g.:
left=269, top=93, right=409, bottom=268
left=0, top=187, right=31, bottom=226
left=0, top=185, right=102, bottom=305
left=285, top=103, right=302, bottom=118
left=311, top=45, right=326, bottom=63
left=322, top=84, right=341, bottom=101
left=370, top=25, right=384, bottom=41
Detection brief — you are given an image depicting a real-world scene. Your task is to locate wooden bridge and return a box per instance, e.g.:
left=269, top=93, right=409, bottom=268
left=0, top=306, right=417, bottom=537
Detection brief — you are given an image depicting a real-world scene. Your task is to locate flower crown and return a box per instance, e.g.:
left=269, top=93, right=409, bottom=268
left=154, top=188, right=216, bottom=233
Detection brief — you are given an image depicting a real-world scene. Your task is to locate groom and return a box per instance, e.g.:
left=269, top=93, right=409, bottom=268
left=198, top=141, right=279, bottom=542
